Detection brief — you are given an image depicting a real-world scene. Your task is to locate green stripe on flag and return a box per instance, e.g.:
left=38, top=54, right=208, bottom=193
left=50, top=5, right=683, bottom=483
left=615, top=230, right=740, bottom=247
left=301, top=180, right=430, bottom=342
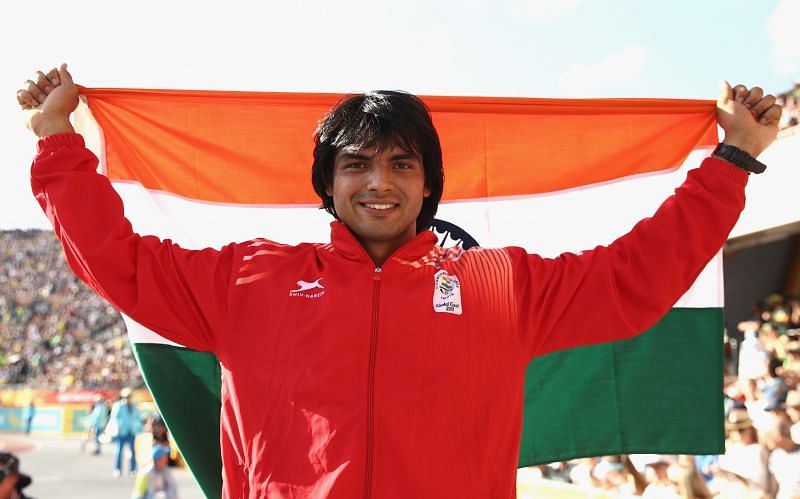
left=133, top=344, right=223, bottom=499
left=132, top=307, right=724, bottom=499
left=519, top=307, right=725, bottom=466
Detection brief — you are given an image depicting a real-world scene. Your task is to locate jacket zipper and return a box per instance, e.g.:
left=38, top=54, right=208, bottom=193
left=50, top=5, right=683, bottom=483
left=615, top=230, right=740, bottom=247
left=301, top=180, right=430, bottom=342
left=364, top=266, right=382, bottom=499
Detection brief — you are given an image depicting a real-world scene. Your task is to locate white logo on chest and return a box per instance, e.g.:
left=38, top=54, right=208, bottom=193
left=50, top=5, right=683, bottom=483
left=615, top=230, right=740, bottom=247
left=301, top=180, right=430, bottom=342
left=433, top=270, right=462, bottom=315
left=289, top=278, right=325, bottom=298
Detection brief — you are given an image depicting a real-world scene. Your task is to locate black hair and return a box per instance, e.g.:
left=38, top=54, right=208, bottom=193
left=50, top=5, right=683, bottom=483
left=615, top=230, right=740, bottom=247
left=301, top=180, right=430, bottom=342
left=311, top=91, right=444, bottom=232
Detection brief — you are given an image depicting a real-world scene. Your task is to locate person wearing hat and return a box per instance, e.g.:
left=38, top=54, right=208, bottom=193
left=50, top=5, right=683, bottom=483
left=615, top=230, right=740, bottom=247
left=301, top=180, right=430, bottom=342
left=717, top=409, right=772, bottom=496
left=0, top=452, right=33, bottom=499
left=131, top=444, right=178, bottom=499
left=762, top=413, right=800, bottom=499
left=109, top=387, right=142, bottom=478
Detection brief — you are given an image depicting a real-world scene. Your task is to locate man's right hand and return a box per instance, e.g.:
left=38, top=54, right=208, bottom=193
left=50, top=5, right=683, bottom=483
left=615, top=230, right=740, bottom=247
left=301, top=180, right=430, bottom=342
left=17, top=64, right=80, bottom=138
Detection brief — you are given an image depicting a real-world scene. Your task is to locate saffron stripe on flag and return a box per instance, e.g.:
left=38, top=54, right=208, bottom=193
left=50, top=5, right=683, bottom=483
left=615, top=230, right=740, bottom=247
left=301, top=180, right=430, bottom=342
left=78, top=88, right=718, bottom=204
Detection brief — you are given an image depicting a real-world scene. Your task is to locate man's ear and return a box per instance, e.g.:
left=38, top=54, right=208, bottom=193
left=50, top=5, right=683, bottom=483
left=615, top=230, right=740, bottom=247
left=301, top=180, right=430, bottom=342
left=325, top=184, right=333, bottom=197
left=424, top=185, right=431, bottom=198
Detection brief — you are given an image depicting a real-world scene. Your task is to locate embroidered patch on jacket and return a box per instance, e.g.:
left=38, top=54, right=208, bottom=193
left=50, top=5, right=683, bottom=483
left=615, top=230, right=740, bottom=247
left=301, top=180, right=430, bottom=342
left=433, top=270, right=462, bottom=315
left=288, top=278, right=325, bottom=299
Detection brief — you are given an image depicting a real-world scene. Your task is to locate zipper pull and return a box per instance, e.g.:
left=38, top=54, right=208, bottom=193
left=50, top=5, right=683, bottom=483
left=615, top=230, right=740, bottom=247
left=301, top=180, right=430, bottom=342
left=374, top=267, right=382, bottom=280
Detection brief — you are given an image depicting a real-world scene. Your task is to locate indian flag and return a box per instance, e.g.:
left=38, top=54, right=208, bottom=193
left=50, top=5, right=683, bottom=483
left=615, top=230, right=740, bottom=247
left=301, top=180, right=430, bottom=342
left=73, top=89, right=724, bottom=498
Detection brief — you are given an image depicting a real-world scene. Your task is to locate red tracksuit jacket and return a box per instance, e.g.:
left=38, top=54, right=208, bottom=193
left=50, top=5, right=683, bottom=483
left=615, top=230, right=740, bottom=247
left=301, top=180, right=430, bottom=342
left=31, top=133, right=747, bottom=498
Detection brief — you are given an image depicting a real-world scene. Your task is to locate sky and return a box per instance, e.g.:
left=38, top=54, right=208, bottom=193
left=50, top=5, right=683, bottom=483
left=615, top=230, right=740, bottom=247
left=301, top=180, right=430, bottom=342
left=0, top=0, right=797, bottom=229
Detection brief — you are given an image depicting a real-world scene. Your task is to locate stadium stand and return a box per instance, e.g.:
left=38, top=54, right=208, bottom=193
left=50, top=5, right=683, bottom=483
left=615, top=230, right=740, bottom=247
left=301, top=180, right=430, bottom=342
left=0, top=230, right=141, bottom=390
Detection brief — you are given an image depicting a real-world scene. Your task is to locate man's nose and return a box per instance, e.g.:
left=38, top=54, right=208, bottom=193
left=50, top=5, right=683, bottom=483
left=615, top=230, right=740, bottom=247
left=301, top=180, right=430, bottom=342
left=366, top=166, right=392, bottom=191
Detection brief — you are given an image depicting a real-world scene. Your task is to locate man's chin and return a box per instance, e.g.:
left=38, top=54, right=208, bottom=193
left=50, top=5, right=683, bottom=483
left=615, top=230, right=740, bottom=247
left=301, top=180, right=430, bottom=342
left=349, top=223, right=415, bottom=246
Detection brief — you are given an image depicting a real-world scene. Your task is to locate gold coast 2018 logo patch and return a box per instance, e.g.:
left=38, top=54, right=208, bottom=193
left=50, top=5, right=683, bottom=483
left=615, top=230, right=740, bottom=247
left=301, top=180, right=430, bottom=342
left=433, top=270, right=462, bottom=315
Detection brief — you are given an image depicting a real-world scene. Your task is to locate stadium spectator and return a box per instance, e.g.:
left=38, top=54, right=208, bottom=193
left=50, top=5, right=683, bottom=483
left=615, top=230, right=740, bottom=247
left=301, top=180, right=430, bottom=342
left=717, top=409, right=772, bottom=495
left=762, top=413, right=800, bottom=499
left=21, top=402, right=34, bottom=435
left=672, top=456, right=713, bottom=499
left=131, top=444, right=179, bottom=499
left=148, top=413, right=175, bottom=467
left=778, top=85, right=800, bottom=130
left=109, top=388, right=142, bottom=478
left=785, top=390, right=800, bottom=445
left=640, top=455, right=678, bottom=498
left=86, top=394, right=110, bottom=455
left=761, top=356, right=789, bottom=410
left=0, top=452, right=33, bottom=499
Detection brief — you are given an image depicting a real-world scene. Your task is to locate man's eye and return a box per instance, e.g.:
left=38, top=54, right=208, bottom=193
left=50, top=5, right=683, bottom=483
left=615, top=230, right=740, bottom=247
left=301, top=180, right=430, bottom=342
left=346, top=163, right=366, bottom=169
left=395, top=163, right=412, bottom=169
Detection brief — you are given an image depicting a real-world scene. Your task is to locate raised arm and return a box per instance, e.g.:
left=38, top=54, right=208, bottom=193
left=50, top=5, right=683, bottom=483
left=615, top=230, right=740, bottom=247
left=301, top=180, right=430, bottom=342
left=514, top=82, right=782, bottom=359
left=19, top=65, right=235, bottom=352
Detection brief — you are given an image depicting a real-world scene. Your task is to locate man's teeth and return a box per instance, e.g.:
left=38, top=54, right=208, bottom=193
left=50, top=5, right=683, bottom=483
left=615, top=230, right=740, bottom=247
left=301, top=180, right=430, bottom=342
left=364, top=203, right=394, bottom=210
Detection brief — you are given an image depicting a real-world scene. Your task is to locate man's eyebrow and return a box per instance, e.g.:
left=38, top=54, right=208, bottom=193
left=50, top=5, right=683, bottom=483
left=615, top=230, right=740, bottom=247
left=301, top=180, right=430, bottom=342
left=335, top=152, right=372, bottom=162
left=334, top=151, right=421, bottom=162
left=387, top=152, right=420, bottom=161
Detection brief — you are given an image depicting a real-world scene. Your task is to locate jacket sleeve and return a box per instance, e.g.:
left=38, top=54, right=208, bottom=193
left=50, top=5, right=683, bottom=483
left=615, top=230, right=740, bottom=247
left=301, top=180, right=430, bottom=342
left=509, top=157, right=748, bottom=360
left=30, top=133, right=235, bottom=353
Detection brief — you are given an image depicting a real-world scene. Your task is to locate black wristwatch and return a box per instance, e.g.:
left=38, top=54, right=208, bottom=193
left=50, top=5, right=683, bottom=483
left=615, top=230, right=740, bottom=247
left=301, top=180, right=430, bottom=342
left=712, top=143, right=766, bottom=174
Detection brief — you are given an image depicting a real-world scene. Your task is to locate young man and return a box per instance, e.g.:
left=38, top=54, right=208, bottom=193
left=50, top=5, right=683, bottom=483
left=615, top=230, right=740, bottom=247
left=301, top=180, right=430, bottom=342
left=18, top=65, right=781, bottom=498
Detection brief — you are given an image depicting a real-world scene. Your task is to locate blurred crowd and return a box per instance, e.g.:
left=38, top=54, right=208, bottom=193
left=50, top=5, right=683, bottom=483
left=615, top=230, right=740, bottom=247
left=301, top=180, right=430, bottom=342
left=0, top=230, right=141, bottom=389
left=523, top=294, right=800, bottom=498
left=778, top=83, right=800, bottom=130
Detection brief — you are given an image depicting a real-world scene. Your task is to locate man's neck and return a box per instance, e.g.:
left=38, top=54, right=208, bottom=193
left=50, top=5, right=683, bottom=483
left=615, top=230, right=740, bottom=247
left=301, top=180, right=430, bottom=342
left=362, top=241, right=399, bottom=268
left=350, top=229, right=419, bottom=268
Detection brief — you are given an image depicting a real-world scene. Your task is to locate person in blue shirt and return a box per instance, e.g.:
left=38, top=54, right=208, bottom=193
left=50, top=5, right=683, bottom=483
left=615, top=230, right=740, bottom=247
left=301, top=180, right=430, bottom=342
left=109, top=388, right=142, bottom=477
left=87, top=395, right=110, bottom=455
left=21, top=403, right=34, bottom=435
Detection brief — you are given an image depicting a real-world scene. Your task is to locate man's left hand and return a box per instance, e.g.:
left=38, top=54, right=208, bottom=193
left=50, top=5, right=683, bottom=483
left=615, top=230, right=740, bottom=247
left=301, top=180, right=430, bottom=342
left=716, top=81, right=781, bottom=158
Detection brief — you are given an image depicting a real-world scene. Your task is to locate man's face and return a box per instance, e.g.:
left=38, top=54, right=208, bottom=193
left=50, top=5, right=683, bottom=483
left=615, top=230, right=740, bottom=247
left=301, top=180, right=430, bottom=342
left=328, top=143, right=429, bottom=255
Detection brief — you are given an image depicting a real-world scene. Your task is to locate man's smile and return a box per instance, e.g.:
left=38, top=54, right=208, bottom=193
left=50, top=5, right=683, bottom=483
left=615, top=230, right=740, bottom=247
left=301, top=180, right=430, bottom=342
left=362, top=203, right=396, bottom=210
left=360, top=201, right=400, bottom=214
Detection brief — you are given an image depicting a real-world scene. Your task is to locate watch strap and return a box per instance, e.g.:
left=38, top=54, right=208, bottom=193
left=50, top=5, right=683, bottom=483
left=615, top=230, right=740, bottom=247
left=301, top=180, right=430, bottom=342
left=712, top=143, right=766, bottom=174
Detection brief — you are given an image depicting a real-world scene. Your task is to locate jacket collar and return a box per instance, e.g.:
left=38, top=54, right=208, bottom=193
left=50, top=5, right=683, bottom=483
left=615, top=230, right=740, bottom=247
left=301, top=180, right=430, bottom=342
left=329, top=221, right=438, bottom=265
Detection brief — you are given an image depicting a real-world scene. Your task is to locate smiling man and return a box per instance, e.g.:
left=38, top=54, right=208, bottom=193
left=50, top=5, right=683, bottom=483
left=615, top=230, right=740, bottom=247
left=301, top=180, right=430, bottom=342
left=327, top=143, right=430, bottom=265
left=18, top=65, right=782, bottom=498
left=310, top=89, right=443, bottom=266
